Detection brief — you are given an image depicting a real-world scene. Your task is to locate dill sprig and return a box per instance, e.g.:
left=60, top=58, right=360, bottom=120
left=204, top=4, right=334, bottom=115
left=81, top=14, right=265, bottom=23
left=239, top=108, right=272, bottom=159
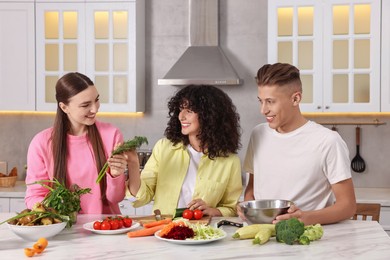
left=95, top=136, right=148, bottom=183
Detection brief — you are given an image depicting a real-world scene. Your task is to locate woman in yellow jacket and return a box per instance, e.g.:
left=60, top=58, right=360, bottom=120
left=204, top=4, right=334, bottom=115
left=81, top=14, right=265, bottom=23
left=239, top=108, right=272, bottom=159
left=125, top=84, right=242, bottom=217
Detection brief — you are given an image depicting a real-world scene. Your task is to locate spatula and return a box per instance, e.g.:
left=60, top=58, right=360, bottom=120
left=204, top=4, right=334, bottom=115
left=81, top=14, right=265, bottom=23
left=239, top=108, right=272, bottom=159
left=351, top=126, right=366, bottom=173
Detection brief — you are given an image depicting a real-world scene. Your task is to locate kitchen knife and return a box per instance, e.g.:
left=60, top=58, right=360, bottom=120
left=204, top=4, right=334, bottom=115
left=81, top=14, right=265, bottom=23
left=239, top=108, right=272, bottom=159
left=154, top=209, right=162, bottom=221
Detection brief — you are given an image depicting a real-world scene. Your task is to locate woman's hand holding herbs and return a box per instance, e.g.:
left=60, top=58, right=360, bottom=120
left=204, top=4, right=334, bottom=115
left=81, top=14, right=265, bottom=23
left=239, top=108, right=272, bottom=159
left=106, top=153, right=128, bottom=178
left=96, top=136, right=148, bottom=183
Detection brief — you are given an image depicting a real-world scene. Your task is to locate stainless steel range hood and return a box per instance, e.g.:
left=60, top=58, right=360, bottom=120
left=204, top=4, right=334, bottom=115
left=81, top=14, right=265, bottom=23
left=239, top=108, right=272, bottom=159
left=157, top=0, right=242, bottom=86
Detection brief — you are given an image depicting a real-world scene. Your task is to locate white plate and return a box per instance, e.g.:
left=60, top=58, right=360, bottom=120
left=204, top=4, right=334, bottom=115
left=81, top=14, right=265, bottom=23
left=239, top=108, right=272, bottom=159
left=154, top=230, right=227, bottom=245
left=83, top=221, right=140, bottom=235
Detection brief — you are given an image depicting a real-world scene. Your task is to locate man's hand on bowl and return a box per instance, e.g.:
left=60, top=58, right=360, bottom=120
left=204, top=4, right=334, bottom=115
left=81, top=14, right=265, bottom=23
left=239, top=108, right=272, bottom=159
left=236, top=202, right=247, bottom=221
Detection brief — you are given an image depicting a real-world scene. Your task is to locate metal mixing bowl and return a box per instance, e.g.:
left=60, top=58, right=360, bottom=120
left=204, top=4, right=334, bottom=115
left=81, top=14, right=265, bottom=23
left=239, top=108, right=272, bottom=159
left=239, top=199, right=294, bottom=224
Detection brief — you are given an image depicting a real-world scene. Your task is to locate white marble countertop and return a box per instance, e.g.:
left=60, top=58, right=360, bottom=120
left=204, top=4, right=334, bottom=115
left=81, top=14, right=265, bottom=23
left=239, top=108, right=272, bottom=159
left=2, top=183, right=390, bottom=206
left=1, top=213, right=390, bottom=260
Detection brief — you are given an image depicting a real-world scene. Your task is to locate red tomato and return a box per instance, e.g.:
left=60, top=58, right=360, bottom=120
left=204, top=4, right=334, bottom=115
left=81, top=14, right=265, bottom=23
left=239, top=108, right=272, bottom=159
left=193, top=209, right=203, bottom=220
left=123, top=217, right=133, bottom=228
left=110, top=219, right=119, bottom=230
left=101, top=220, right=111, bottom=230
left=117, top=218, right=124, bottom=229
left=182, top=209, right=194, bottom=220
left=93, top=221, right=102, bottom=230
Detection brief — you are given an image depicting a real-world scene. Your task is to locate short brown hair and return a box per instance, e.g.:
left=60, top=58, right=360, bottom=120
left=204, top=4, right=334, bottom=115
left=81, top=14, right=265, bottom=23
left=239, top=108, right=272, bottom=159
left=256, top=63, right=302, bottom=92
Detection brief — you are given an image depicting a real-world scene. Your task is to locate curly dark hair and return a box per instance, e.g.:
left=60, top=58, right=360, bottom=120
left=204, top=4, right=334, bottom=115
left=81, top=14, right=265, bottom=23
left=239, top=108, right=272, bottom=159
left=164, top=84, right=241, bottom=159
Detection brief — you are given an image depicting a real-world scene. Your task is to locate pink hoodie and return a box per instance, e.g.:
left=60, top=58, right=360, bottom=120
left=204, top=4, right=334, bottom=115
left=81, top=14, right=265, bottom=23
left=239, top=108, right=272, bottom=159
left=25, top=121, right=126, bottom=214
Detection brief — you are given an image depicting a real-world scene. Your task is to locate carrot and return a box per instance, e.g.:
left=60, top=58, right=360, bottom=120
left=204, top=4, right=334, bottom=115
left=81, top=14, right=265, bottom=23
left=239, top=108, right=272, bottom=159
left=143, top=218, right=172, bottom=228
left=159, top=220, right=188, bottom=237
left=127, top=224, right=167, bottom=238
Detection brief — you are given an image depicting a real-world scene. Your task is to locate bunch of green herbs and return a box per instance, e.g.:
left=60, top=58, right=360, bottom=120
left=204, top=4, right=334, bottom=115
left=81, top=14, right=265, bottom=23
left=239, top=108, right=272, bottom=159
left=0, top=209, right=69, bottom=226
left=95, top=136, right=148, bottom=183
left=31, top=179, right=91, bottom=227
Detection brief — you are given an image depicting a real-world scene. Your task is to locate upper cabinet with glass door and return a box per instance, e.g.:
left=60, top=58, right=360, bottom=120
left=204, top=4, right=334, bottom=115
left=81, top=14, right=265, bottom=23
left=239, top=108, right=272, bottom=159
left=36, top=0, right=145, bottom=112
left=268, top=0, right=380, bottom=112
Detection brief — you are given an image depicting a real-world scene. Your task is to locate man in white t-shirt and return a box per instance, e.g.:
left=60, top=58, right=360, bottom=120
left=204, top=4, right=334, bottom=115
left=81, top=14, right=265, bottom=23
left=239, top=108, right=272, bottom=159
left=241, top=63, right=356, bottom=225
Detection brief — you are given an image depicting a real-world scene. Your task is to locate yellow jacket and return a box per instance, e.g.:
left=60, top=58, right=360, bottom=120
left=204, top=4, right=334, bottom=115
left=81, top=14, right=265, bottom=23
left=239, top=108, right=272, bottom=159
left=131, top=138, right=243, bottom=217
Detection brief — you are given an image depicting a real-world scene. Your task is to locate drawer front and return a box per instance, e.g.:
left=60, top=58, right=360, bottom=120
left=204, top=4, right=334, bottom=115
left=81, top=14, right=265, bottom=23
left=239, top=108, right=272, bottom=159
left=9, top=198, right=26, bottom=213
left=0, top=198, right=10, bottom=213
left=135, top=203, right=154, bottom=216
left=118, top=199, right=136, bottom=216
left=380, top=206, right=390, bottom=231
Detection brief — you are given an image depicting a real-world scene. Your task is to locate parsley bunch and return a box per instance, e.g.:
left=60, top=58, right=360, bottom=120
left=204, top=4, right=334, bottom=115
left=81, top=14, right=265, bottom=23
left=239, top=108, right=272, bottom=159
left=95, top=136, right=148, bottom=183
left=31, top=179, right=91, bottom=227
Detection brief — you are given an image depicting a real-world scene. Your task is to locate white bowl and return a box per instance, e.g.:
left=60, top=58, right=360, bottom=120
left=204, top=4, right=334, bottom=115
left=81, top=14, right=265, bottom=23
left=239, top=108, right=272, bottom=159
left=7, top=222, right=67, bottom=241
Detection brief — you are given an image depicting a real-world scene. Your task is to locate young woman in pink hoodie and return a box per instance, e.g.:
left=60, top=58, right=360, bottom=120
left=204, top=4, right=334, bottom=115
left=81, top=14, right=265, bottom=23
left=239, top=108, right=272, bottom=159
left=25, top=72, right=127, bottom=214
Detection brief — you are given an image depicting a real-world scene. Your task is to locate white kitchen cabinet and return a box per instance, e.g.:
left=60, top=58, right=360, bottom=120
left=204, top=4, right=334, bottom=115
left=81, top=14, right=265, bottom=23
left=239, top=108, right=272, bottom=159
left=9, top=198, right=26, bottom=213
left=0, top=1, right=35, bottom=111
left=380, top=206, right=390, bottom=236
left=118, top=199, right=136, bottom=216
left=135, top=202, right=154, bottom=216
left=119, top=198, right=154, bottom=216
left=0, top=197, right=25, bottom=213
left=0, top=198, right=9, bottom=212
left=380, top=0, right=390, bottom=112
left=35, top=0, right=145, bottom=112
left=268, top=0, right=380, bottom=112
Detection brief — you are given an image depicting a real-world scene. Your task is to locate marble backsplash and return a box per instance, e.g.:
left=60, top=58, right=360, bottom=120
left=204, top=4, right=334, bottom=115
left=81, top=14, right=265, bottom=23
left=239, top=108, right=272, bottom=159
left=0, top=0, right=389, bottom=188
left=0, top=113, right=389, bottom=188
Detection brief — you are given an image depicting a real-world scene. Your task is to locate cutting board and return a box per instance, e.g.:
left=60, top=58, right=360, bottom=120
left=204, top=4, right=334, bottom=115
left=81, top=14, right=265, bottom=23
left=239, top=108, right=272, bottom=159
left=132, top=214, right=212, bottom=226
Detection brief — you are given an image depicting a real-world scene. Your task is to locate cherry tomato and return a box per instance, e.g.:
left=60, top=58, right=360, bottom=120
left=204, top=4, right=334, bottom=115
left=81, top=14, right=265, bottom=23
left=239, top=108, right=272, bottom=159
left=182, top=209, right=194, bottom=220
left=101, top=220, right=111, bottom=230
left=24, top=248, right=35, bottom=257
left=123, top=217, right=133, bottom=228
left=193, top=209, right=203, bottom=220
left=117, top=218, right=124, bottom=229
left=93, top=221, right=102, bottom=230
left=110, top=219, right=119, bottom=230
left=33, top=237, right=49, bottom=254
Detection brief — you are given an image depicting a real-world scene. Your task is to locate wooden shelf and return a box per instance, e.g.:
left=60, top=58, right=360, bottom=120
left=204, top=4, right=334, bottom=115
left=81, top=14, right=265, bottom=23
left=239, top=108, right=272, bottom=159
left=317, top=119, right=386, bottom=126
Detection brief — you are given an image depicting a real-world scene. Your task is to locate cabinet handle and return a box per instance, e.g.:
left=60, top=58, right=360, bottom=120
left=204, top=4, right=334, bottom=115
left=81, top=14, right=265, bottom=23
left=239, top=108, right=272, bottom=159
left=317, top=105, right=322, bottom=109
left=325, top=106, right=330, bottom=109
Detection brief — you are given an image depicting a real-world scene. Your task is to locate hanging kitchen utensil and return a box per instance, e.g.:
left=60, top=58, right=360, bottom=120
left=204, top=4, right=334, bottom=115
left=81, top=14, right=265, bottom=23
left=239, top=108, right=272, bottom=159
left=351, top=126, right=366, bottom=173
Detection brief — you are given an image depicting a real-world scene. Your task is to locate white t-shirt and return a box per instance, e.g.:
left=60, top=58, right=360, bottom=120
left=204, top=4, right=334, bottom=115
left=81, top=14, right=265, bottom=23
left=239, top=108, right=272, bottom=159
left=243, top=120, right=351, bottom=211
left=177, top=145, right=203, bottom=208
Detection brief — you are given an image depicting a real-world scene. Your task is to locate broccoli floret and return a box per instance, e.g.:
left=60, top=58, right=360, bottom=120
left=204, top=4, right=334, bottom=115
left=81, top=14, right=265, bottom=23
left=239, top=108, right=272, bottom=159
left=275, top=218, right=305, bottom=245
left=298, top=224, right=323, bottom=245
left=298, top=235, right=311, bottom=245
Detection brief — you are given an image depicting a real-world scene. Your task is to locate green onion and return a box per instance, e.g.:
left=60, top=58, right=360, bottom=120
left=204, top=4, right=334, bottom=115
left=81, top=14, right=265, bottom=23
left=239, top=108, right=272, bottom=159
left=95, top=136, right=148, bottom=183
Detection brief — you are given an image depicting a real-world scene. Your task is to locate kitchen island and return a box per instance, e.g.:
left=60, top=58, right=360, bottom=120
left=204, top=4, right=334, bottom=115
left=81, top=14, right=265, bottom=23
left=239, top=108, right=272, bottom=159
left=1, top=213, right=390, bottom=260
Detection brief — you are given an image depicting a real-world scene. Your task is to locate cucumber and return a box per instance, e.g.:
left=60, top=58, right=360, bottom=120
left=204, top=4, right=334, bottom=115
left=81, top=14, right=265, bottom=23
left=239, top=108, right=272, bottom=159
left=173, top=208, right=188, bottom=218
